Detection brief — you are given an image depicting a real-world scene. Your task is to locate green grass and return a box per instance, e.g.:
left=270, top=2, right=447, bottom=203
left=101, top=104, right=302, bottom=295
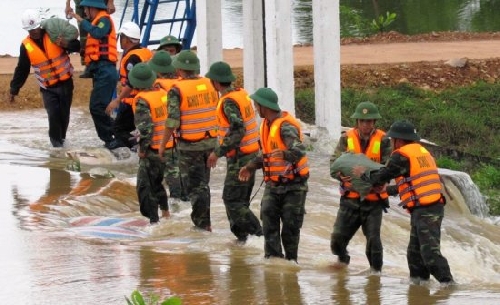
left=295, top=82, right=500, bottom=215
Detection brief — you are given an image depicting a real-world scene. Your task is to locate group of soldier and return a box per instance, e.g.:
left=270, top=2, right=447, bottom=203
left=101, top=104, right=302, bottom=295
left=10, top=0, right=454, bottom=286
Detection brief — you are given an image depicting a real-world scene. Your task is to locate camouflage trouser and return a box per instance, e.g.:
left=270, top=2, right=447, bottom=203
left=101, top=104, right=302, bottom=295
left=163, top=147, right=188, bottom=200
left=222, top=156, right=262, bottom=240
left=408, top=204, right=453, bottom=283
left=179, top=149, right=212, bottom=230
left=330, top=198, right=384, bottom=270
left=261, top=187, right=307, bottom=261
left=136, top=151, right=168, bottom=224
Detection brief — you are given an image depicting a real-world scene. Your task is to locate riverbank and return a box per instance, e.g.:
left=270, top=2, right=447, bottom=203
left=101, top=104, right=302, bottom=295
left=2, top=31, right=500, bottom=111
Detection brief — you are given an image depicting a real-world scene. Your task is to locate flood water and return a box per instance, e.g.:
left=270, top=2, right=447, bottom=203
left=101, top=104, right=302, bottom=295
left=1, top=107, right=500, bottom=304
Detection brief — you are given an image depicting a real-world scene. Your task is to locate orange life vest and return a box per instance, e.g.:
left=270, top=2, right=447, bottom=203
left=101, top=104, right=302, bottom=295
left=154, top=78, right=179, bottom=92
left=216, top=88, right=260, bottom=157
left=394, top=143, right=443, bottom=209
left=119, top=47, right=153, bottom=105
left=343, top=128, right=389, bottom=201
left=260, top=112, right=309, bottom=183
left=84, top=11, right=118, bottom=65
left=175, top=77, right=218, bottom=142
left=23, top=34, right=73, bottom=88
left=132, top=89, right=174, bottom=149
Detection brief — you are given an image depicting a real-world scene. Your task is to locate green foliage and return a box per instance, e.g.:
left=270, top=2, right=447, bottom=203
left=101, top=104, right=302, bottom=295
left=371, top=11, right=397, bottom=33
left=295, top=88, right=315, bottom=124
left=125, top=290, right=182, bottom=305
left=294, top=81, right=500, bottom=215
left=436, top=157, right=462, bottom=171
left=471, top=165, right=500, bottom=215
left=339, top=5, right=372, bottom=38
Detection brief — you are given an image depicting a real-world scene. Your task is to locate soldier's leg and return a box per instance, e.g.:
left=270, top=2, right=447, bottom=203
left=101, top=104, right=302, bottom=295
left=407, top=213, right=430, bottom=281
left=112, top=103, right=135, bottom=148
left=361, top=205, right=384, bottom=271
left=136, top=158, right=159, bottom=223
left=281, top=190, right=307, bottom=261
left=261, top=187, right=284, bottom=259
left=41, top=88, right=64, bottom=147
left=222, top=159, right=262, bottom=241
left=89, top=64, right=117, bottom=143
left=179, top=149, right=212, bottom=230
left=416, top=207, right=454, bottom=283
left=331, top=204, right=362, bottom=265
left=163, top=148, right=182, bottom=199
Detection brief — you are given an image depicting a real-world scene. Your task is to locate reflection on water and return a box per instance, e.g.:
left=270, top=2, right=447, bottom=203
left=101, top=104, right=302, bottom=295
left=1, top=108, right=500, bottom=304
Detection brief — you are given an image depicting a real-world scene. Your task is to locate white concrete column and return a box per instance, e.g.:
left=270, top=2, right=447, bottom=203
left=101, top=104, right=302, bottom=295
left=196, top=0, right=223, bottom=74
left=263, top=0, right=295, bottom=115
left=313, top=0, right=341, bottom=138
left=242, top=0, right=265, bottom=94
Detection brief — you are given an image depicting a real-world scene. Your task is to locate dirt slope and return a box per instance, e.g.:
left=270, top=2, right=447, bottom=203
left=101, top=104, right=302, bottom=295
left=2, top=31, right=500, bottom=111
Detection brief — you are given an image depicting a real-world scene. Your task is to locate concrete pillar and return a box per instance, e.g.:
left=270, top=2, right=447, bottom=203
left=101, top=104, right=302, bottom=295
left=263, top=0, right=295, bottom=115
left=242, top=0, right=265, bottom=94
left=313, top=0, right=341, bottom=138
left=196, top=0, right=223, bottom=74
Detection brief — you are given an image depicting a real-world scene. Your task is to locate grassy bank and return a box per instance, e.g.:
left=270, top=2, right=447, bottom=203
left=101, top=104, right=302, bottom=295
left=295, top=82, right=500, bottom=215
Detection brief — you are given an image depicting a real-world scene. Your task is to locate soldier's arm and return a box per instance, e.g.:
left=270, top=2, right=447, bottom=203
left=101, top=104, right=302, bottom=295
left=379, top=134, right=392, bottom=165
left=134, top=98, right=154, bottom=153
left=165, top=87, right=181, bottom=128
left=80, top=16, right=111, bottom=39
left=280, top=122, right=307, bottom=163
left=363, top=152, right=410, bottom=196
left=214, top=98, right=245, bottom=157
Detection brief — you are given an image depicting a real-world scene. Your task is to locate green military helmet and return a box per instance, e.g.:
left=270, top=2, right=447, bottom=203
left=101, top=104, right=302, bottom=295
left=386, top=119, right=421, bottom=141
left=250, top=87, right=280, bottom=111
left=128, top=62, right=157, bottom=89
left=80, top=0, right=108, bottom=9
left=149, top=50, right=175, bottom=74
left=205, top=61, right=236, bottom=83
left=350, top=101, right=382, bottom=120
left=158, top=35, right=182, bottom=52
left=172, top=50, right=200, bottom=71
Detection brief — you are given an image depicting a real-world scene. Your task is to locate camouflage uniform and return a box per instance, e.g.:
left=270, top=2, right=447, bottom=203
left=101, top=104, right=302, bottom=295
left=134, top=96, right=168, bottom=224
left=364, top=150, right=454, bottom=283
left=214, top=89, right=263, bottom=242
left=166, top=79, right=217, bottom=230
left=155, top=71, right=188, bottom=201
left=329, top=129, right=391, bottom=271
left=247, top=119, right=308, bottom=262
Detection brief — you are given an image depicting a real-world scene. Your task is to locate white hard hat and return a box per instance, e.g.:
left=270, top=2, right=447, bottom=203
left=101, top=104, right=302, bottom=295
left=118, top=22, right=141, bottom=40
left=22, top=9, right=41, bottom=31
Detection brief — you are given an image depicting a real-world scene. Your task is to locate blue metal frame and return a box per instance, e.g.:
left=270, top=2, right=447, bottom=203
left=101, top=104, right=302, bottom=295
left=120, top=0, right=196, bottom=49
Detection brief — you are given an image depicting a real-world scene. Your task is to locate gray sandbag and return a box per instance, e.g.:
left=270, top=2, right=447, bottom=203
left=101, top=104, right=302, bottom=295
left=41, top=18, right=79, bottom=43
left=330, top=152, right=384, bottom=199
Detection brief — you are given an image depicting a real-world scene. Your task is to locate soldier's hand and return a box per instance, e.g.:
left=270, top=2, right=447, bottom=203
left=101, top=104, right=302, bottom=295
left=351, top=165, right=367, bottom=178
left=207, top=152, right=218, bottom=168
left=55, top=35, right=68, bottom=48
left=337, top=171, right=351, bottom=182
left=238, top=166, right=251, bottom=182
left=269, top=149, right=284, bottom=159
left=158, top=147, right=165, bottom=161
left=106, top=98, right=119, bottom=116
left=9, top=94, right=15, bottom=103
left=107, top=2, right=116, bottom=14
left=371, top=184, right=386, bottom=193
left=64, top=5, right=73, bottom=16
left=138, top=150, right=146, bottom=159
